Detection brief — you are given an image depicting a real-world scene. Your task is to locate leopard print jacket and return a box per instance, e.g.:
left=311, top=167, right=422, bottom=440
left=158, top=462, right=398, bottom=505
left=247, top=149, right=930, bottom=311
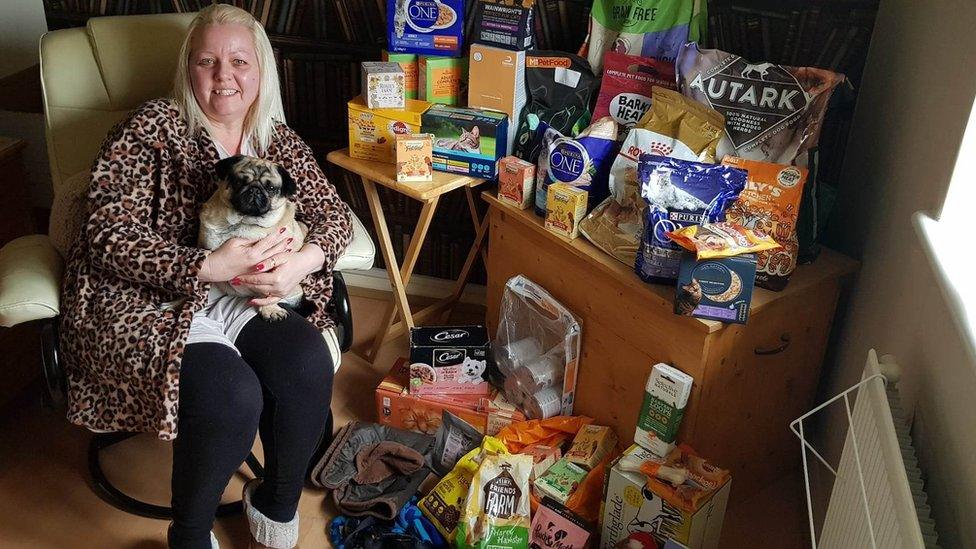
left=59, top=99, right=352, bottom=440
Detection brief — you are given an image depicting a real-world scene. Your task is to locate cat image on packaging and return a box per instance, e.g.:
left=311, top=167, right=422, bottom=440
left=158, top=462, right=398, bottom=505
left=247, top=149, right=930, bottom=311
left=635, top=364, right=693, bottom=458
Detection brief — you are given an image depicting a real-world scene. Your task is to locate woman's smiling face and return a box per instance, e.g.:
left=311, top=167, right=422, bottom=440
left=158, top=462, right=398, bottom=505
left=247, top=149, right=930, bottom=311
left=188, top=23, right=259, bottom=126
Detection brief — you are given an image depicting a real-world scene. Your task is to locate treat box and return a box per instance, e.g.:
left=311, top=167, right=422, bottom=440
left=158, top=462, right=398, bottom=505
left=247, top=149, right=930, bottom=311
left=565, top=424, right=618, bottom=470
left=347, top=96, right=433, bottom=163
left=530, top=498, right=592, bottom=549
left=361, top=61, right=406, bottom=109
left=387, top=0, right=464, bottom=57
left=419, top=55, right=467, bottom=106
left=409, top=325, right=491, bottom=395
left=675, top=253, right=757, bottom=325
left=601, top=445, right=730, bottom=549
left=376, top=357, right=525, bottom=436
left=395, top=133, right=434, bottom=182
left=533, top=458, right=587, bottom=505
left=521, top=443, right=562, bottom=480
left=467, top=43, right=526, bottom=154
left=497, top=156, right=535, bottom=209
left=544, top=183, right=588, bottom=239
left=422, top=104, right=509, bottom=178
left=635, top=363, right=694, bottom=458
left=382, top=50, right=419, bottom=99
left=471, top=0, right=535, bottom=51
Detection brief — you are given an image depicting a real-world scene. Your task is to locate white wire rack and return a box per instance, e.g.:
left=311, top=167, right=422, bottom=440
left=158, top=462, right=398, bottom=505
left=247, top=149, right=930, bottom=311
left=789, top=349, right=938, bottom=549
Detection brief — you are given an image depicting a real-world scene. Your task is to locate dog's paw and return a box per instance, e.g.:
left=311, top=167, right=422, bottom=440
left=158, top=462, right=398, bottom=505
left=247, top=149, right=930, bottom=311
left=258, top=304, right=289, bottom=322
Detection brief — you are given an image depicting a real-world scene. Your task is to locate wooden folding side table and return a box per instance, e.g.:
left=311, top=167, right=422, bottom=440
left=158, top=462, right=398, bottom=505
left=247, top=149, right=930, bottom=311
left=326, top=148, right=490, bottom=361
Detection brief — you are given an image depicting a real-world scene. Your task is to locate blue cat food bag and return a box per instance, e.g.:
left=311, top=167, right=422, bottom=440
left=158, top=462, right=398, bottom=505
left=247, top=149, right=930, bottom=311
left=635, top=155, right=746, bottom=283
left=388, top=0, right=464, bottom=57
left=534, top=117, right=619, bottom=217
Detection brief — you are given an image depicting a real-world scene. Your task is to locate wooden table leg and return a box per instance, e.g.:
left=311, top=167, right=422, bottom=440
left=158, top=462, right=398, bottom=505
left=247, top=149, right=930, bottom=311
left=362, top=177, right=417, bottom=361
left=464, top=186, right=490, bottom=267
left=367, top=195, right=440, bottom=360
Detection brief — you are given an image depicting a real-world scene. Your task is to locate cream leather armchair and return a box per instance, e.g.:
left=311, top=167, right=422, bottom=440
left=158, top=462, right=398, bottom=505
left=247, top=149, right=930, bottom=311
left=0, top=13, right=374, bottom=518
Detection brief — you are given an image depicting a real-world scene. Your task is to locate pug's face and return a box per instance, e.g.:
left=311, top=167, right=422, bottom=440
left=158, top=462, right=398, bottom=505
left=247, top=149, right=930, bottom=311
left=214, top=155, right=296, bottom=217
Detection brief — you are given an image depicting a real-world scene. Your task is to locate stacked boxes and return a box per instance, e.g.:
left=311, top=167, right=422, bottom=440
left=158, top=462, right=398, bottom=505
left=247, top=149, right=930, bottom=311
left=382, top=51, right=419, bottom=100
left=419, top=55, right=467, bottom=105
left=422, top=104, right=509, bottom=178
left=467, top=43, right=526, bottom=154
left=347, top=96, right=432, bottom=163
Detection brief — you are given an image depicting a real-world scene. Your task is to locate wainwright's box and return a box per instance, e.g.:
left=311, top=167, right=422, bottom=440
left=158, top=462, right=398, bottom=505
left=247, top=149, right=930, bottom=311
left=376, top=357, right=524, bottom=435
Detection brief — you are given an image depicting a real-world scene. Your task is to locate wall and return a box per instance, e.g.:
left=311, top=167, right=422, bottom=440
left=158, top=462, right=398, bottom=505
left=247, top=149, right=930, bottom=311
left=821, top=0, right=976, bottom=546
left=0, top=2, right=47, bottom=79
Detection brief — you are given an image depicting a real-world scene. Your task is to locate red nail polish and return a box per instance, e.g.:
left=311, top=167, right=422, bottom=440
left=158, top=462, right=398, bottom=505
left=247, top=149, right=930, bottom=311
left=231, top=278, right=241, bottom=286
left=254, top=263, right=264, bottom=271
left=279, top=227, right=286, bottom=233
left=287, top=237, right=293, bottom=244
left=286, top=248, right=293, bottom=253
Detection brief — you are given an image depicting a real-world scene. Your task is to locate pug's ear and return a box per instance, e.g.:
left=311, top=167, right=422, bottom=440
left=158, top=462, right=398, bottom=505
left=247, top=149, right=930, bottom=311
left=277, top=165, right=297, bottom=197
left=215, top=155, right=245, bottom=180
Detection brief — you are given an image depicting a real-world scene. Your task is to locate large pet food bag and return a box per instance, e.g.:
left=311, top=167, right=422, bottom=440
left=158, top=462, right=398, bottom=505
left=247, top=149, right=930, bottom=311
left=580, top=0, right=707, bottom=73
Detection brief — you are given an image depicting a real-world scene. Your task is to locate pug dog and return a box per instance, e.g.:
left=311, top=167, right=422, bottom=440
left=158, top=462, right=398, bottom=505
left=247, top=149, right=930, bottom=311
left=199, top=155, right=307, bottom=321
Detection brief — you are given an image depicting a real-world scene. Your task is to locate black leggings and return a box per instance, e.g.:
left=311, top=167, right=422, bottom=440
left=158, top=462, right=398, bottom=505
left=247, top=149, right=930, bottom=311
left=168, top=309, right=334, bottom=549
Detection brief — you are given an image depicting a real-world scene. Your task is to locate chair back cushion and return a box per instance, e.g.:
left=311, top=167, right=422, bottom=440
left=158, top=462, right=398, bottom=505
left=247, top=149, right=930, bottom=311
left=40, top=13, right=195, bottom=193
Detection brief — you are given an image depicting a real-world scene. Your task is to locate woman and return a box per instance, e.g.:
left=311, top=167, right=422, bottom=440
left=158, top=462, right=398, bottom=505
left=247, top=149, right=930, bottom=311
left=58, top=5, right=352, bottom=548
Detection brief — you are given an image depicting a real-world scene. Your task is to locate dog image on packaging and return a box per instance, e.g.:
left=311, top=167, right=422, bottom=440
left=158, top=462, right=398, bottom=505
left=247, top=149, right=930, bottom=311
left=544, top=184, right=588, bottom=239
left=410, top=326, right=490, bottom=395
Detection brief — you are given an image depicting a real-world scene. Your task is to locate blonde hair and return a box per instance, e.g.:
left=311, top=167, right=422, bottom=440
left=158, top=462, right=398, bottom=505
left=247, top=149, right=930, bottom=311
left=172, top=4, right=285, bottom=154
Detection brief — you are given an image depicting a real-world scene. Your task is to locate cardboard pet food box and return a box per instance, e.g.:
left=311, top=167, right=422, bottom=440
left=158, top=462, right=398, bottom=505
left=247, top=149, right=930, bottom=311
left=395, top=133, right=434, bottom=182
left=544, top=184, right=588, bottom=239
left=409, top=325, right=491, bottom=395
left=497, top=156, right=535, bottom=208
left=422, top=104, right=509, bottom=178
left=347, top=95, right=432, bottom=163
left=361, top=61, right=406, bottom=109
left=388, top=0, right=464, bottom=57
left=471, top=0, right=536, bottom=51
left=675, top=253, right=757, bottom=325
left=601, top=445, right=730, bottom=549
left=382, top=50, right=419, bottom=99
left=419, top=55, right=467, bottom=105
left=376, top=357, right=525, bottom=435
left=467, top=43, right=526, bottom=154
left=635, top=363, right=693, bottom=458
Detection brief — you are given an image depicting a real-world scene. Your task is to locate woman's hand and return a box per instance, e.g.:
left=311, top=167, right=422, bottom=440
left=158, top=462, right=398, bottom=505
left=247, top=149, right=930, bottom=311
left=231, top=244, right=325, bottom=306
left=199, top=228, right=293, bottom=283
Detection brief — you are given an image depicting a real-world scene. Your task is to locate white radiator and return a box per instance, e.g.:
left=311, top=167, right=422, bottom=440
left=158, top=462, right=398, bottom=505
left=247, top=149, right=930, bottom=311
left=790, top=349, right=941, bottom=549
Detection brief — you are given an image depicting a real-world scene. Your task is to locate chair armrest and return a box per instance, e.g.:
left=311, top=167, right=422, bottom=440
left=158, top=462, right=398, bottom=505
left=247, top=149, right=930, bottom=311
left=0, top=235, right=64, bottom=327
left=334, top=211, right=375, bottom=272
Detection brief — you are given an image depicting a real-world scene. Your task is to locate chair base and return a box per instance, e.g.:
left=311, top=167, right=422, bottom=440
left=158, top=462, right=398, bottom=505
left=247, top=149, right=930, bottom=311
left=88, top=432, right=265, bottom=520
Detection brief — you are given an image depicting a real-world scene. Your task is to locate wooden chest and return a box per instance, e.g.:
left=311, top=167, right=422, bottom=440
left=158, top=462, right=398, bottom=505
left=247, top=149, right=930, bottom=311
left=483, top=193, right=857, bottom=499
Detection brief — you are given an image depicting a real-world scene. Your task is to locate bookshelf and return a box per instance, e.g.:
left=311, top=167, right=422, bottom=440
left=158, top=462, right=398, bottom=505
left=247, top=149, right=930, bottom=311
left=42, top=0, right=877, bottom=283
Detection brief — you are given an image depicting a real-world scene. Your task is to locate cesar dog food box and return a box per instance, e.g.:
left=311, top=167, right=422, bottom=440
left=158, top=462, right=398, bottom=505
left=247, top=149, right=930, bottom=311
left=422, top=104, right=509, bottom=178
left=348, top=96, right=433, bottom=163
left=409, top=325, right=491, bottom=396
left=388, top=0, right=464, bottom=57
left=377, top=357, right=525, bottom=436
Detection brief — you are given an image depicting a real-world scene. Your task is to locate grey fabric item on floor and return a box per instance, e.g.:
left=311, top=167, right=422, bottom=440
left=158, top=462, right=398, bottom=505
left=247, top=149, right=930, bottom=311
left=310, top=421, right=435, bottom=519
left=242, top=479, right=299, bottom=549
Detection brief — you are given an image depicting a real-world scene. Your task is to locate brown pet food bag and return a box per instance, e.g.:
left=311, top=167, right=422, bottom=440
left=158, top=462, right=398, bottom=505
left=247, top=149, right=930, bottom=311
left=722, top=156, right=808, bottom=290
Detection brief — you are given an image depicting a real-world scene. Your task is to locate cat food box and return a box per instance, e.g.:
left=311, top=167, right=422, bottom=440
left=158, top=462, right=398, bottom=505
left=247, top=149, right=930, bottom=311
left=468, top=43, right=526, bottom=153
left=361, top=61, right=406, bottom=109
left=601, top=445, right=730, bottom=549
left=347, top=96, right=433, bottom=163
left=635, top=363, right=694, bottom=458
left=422, top=104, right=509, bottom=178
left=530, top=498, right=592, bottom=549
left=471, top=0, right=536, bottom=51
left=565, top=424, right=618, bottom=470
left=419, top=55, right=467, bottom=105
left=382, top=50, right=419, bottom=99
left=388, top=0, right=464, bottom=57
left=409, top=325, right=491, bottom=395
left=497, top=156, right=535, bottom=208
left=377, top=357, right=525, bottom=435
left=395, top=133, right=434, bottom=182
left=544, top=184, right=588, bottom=239
left=675, top=253, right=757, bottom=325
left=534, top=458, right=587, bottom=504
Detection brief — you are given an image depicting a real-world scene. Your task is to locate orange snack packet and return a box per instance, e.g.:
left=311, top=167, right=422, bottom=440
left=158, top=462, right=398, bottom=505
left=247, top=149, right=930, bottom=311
left=721, top=156, right=808, bottom=291
left=496, top=415, right=593, bottom=453
left=666, top=221, right=780, bottom=259
left=637, top=445, right=731, bottom=513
